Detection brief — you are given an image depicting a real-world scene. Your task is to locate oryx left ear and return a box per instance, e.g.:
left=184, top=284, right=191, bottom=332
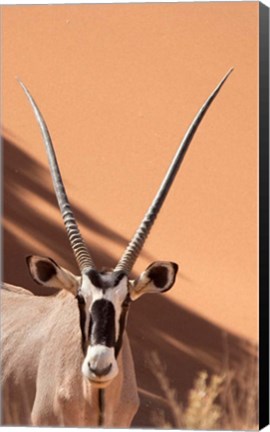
left=129, top=261, right=178, bottom=301
left=26, top=255, right=81, bottom=295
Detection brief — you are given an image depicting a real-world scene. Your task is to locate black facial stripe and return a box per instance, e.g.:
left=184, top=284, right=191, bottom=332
left=113, top=271, right=127, bottom=287
left=76, top=294, right=87, bottom=354
left=90, top=299, right=115, bottom=347
left=87, top=270, right=102, bottom=288
left=115, top=294, right=131, bottom=358
left=86, top=269, right=126, bottom=290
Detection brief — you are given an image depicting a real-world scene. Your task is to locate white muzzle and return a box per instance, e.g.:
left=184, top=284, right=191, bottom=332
left=82, top=345, right=119, bottom=387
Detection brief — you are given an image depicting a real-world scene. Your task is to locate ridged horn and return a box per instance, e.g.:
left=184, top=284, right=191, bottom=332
left=18, top=79, right=96, bottom=273
left=115, top=68, right=233, bottom=274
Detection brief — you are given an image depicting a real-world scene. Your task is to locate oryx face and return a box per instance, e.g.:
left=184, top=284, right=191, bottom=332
left=27, top=256, right=178, bottom=387
left=80, top=269, right=129, bottom=386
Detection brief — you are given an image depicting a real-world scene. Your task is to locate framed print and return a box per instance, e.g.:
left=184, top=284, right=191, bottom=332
left=1, top=1, right=269, bottom=429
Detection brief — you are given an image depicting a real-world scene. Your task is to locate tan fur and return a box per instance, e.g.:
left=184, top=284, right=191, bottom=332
left=1, top=284, right=139, bottom=427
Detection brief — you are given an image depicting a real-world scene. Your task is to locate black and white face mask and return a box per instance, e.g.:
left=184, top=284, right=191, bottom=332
left=27, top=256, right=178, bottom=387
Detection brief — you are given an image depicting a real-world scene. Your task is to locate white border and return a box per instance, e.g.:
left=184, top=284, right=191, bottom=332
left=1, top=0, right=270, bottom=7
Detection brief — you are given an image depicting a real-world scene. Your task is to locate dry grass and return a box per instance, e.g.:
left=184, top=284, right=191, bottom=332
left=219, top=354, right=258, bottom=430
left=149, top=350, right=258, bottom=430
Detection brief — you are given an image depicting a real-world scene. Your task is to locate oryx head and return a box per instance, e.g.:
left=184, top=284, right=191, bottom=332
left=19, top=69, right=232, bottom=388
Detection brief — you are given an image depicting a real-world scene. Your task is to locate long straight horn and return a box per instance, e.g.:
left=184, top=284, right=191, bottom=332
left=18, top=80, right=96, bottom=273
left=115, top=68, right=233, bottom=274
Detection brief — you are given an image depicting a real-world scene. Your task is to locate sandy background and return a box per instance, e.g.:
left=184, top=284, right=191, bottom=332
left=2, top=2, right=258, bottom=427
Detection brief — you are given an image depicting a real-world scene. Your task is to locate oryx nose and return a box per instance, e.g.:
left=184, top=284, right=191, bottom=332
left=88, top=362, right=112, bottom=377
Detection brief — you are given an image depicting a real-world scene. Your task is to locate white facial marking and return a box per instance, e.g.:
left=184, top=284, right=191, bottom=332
left=79, top=272, right=129, bottom=386
left=82, top=345, right=119, bottom=387
left=80, top=273, right=128, bottom=341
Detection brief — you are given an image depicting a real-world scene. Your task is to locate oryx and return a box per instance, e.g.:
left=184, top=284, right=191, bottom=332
left=1, top=69, right=232, bottom=427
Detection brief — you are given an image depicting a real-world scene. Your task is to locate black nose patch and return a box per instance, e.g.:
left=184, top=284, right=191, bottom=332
left=90, top=299, right=115, bottom=347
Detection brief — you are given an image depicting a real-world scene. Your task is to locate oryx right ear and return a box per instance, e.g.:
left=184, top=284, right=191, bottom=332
left=26, top=255, right=81, bottom=295
left=129, top=261, right=178, bottom=301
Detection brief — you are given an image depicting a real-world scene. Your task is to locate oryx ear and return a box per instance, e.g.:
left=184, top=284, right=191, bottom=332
left=26, top=255, right=81, bottom=295
left=129, top=261, right=178, bottom=301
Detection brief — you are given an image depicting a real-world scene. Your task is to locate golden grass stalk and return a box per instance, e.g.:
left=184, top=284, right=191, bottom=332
left=149, top=350, right=258, bottom=430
